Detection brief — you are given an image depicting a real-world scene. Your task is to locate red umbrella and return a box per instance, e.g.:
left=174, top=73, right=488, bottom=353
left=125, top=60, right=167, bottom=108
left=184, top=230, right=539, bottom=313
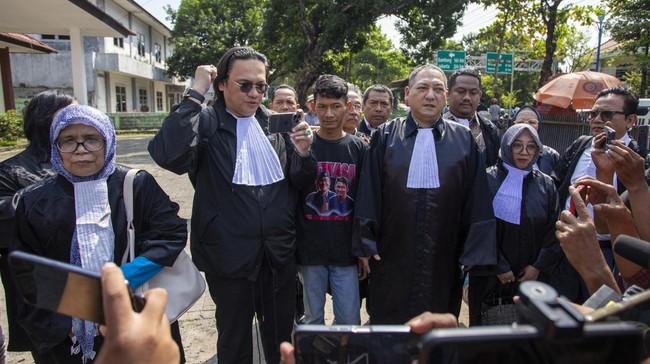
left=534, top=71, right=624, bottom=109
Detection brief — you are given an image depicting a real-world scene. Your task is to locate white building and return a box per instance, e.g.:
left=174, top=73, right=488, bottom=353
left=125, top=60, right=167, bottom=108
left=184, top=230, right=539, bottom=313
left=8, top=0, right=187, bottom=113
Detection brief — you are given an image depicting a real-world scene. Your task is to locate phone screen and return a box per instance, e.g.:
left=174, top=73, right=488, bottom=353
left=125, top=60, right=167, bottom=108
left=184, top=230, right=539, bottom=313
left=419, top=323, right=644, bottom=364
left=9, top=251, right=144, bottom=324
left=294, top=325, right=418, bottom=364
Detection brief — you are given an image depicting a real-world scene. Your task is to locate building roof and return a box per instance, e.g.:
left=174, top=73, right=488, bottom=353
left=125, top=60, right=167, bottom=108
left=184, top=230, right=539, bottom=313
left=0, top=32, right=57, bottom=54
left=0, top=0, right=134, bottom=37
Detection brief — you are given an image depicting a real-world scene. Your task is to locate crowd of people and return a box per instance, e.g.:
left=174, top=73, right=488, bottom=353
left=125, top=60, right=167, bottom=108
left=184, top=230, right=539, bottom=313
left=0, top=45, right=648, bottom=363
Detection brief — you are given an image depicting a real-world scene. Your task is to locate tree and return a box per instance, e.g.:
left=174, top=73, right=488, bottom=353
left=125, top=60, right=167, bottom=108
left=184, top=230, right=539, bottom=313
left=606, top=0, right=650, bottom=97
left=342, top=26, right=412, bottom=91
left=164, top=0, right=265, bottom=79
left=476, top=0, right=592, bottom=89
left=166, top=0, right=466, bottom=104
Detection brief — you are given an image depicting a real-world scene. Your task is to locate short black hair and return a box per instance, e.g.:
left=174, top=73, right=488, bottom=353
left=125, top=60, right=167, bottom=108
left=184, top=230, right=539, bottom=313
left=408, top=65, right=447, bottom=88
left=212, top=47, right=269, bottom=102
left=448, top=67, right=482, bottom=90
left=596, top=86, right=639, bottom=116
left=271, top=84, right=297, bottom=102
left=335, top=176, right=349, bottom=187
left=363, top=84, right=393, bottom=106
left=313, top=75, right=348, bottom=102
left=24, top=89, right=75, bottom=161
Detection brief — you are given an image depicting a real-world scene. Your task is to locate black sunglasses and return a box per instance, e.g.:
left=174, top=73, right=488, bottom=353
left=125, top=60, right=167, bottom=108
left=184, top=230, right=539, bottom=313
left=230, top=79, right=269, bottom=94
left=586, top=110, right=626, bottom=121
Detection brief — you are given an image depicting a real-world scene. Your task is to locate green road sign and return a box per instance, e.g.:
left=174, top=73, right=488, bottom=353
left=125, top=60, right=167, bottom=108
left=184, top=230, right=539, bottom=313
left=486, top=52, right=513, bottom=74
left=436, top=50, right=466, bottom=72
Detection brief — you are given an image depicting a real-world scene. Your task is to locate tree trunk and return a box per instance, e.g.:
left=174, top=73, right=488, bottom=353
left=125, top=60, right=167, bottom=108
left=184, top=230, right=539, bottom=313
left=538, top=0, right=562, bottom=89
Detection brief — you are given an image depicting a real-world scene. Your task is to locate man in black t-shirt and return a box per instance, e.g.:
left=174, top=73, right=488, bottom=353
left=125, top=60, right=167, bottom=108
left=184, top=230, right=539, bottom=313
left=296, top=75, right=367, bottom=325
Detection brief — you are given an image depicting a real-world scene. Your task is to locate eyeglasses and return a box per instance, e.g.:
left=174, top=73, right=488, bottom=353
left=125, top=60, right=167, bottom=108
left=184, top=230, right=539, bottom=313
left=511, top=142, right=538, bottom=154
left=586, top=110, right=626, bottom=121
left=351, top=104, right=362, bottom=112
left=56, top=138, right=105, bottom=153
left=230, top=79, right=269, bottom=94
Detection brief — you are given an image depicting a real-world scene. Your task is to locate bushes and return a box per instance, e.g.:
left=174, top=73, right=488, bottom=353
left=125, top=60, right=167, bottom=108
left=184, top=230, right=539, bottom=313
left=0, top=110, right=24, bottom=145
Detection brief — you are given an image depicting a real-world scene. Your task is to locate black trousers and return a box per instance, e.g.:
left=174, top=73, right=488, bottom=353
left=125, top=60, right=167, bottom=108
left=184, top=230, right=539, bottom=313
left=0, top=250, right=35, bottom=352
left=206, top=257, right=296, bottom=364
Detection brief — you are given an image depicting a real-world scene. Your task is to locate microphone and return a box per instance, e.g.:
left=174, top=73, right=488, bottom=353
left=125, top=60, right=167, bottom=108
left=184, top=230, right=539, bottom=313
left=614, top=234, right=650, bottom=269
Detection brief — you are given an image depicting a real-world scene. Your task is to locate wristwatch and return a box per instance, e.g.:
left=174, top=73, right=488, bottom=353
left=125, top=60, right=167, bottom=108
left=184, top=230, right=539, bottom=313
left=183, top=88, right=205, bottom=103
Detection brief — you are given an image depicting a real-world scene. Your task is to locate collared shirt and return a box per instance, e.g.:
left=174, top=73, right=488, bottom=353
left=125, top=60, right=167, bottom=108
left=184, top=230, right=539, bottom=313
left=363, top=118, right=377, bottom=136
left=565, top=133, right=631, bottom=241
left=449, top=113, right=485, bottom=153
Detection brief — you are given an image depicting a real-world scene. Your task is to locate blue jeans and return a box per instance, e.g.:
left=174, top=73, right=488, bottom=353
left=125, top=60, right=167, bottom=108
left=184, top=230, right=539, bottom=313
left=300, top=265, right=360, bottom=325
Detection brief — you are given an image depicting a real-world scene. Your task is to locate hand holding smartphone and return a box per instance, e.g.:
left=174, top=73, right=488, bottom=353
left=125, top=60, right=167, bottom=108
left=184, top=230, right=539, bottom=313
left=9, top=251, right=145, bottom=324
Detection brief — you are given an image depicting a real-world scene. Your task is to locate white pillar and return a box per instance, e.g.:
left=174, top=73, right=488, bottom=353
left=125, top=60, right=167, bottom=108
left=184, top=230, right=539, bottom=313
left=69, top=27, right=88, bottom=105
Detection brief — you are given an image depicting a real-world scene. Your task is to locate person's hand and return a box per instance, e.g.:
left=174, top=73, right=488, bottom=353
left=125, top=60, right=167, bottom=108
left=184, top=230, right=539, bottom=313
left=405, top=312, right=458, bottom=334
left=497, top=271, right=515, bottom=284
left=591, top=132, right=615, bottom=183
left=94, top=263, right=179, bottom=364
left=518, top=265, right=539, bottom=282
left=605, top=140, right=647, bottom=193
left=192, top=65, right=218, bottom=95
left=358, top=255, right=381, bottom=280
left=575, top=177, right=635, bottom=234
left=289, top=121, right=313, bottom=156
left=280, top=342, right=295, bottom=364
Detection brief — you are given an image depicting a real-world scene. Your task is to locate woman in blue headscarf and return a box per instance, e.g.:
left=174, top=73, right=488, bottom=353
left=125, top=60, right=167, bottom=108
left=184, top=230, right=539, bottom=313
left=12, top=105, right=187, bottom=363
left=468, top=123, right=562, bottom=326
left=512, top=105, right=561, bottom=175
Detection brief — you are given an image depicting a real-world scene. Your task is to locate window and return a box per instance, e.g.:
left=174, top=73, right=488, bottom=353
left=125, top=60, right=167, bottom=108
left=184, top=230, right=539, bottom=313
left=139, top=89, right=148, bottom=112
left=154, top=43, right=162, bottom=63
left=41, top=34, right=69, bottom=40
left=137, top=34, right=146, bottom=57
left=113, top=38, right=124, bottom=48
left=156, top=91, right=163, bottom=111
left=115, top=86, right=127, bottom=112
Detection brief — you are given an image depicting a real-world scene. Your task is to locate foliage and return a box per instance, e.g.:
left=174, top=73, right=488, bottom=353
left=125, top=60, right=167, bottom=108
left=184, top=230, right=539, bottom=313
left=164, top=0, right=265, bottom=79
left=473, top=0, right=593, bottom=88
left=464, top=0, right=593, bottom=104
left=622, top=70, right=642, bottom=96
left=605, top=0, right=650, bottom=97
left=166, top=0, right=465, bottom=105
left=338, top=26, right=412, bottom=91
left=395, top=1, right=469, bottom=65
left=0, top=110, right=24, bottom=145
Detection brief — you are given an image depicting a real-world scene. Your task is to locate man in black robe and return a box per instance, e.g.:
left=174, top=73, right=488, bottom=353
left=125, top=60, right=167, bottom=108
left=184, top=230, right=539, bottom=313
left=354, top=64, right=497, bottom=324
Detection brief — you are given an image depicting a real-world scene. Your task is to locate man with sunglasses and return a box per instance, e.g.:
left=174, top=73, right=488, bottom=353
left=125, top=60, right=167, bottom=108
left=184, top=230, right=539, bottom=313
left=551, top=86, right=643, bottom=303
left=149, top=47, right=317, bottom=364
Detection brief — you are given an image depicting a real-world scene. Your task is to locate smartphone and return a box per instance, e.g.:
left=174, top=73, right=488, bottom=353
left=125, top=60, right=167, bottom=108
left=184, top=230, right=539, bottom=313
left=418, top=322, right=644, bottom=364
left=269, top=112, right=300, bottom=133
left=604, top=126, right=616, bottom=150
left=294, top=324, right=419, bottom=364
left=568, top=184, right=589, bottom=216
left=9, top=251, right=145, bottom=324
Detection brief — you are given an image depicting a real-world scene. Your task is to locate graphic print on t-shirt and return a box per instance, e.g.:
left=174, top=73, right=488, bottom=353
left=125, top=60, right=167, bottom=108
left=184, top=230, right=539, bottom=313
left=305, top=161, right=356, bottom=220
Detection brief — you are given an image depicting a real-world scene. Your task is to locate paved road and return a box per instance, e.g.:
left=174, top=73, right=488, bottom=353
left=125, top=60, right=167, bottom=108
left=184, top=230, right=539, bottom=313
left=1, top=135, right=364, bottom=364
